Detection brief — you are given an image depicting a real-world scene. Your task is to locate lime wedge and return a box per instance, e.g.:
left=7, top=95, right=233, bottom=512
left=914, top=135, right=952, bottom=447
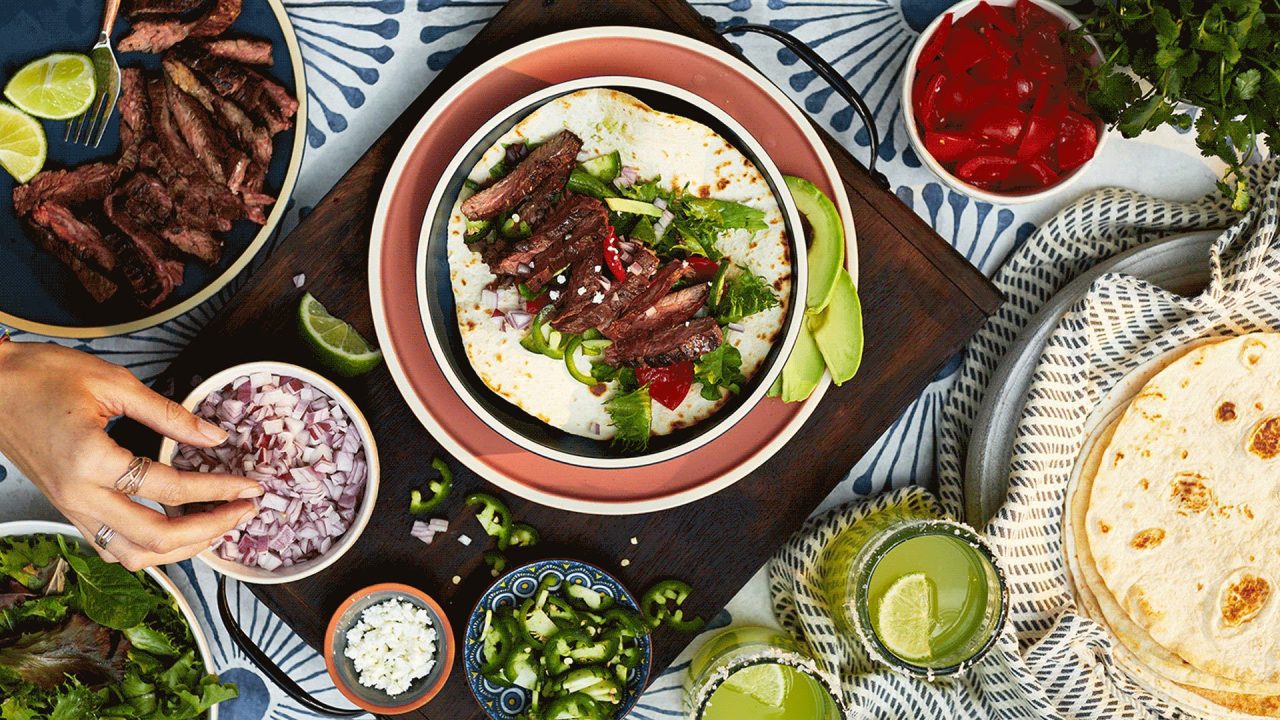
left=722, top=663, right=791, bottom=708
left=4, top=53, right=96, bottom=120
left=873, top=572, right=935, bottom=662
left=298, top=292, right=383, bottom=377
left=0, top=103, right=47, bottom=183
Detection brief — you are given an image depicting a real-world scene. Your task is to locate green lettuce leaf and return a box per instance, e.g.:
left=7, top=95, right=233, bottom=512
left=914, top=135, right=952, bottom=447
left=605, top=385, right=652, bottom=452
left=715, top=267, right=779, bottom=324
left=0, top=536, right=63, bottom=590
left=56, top=537, right=150, bottom=631
left=694, top=344, right=747, bottom=401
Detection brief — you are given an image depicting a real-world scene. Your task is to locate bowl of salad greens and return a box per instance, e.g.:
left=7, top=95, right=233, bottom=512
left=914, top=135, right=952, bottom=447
left=0, top=521, right=236, bottom=720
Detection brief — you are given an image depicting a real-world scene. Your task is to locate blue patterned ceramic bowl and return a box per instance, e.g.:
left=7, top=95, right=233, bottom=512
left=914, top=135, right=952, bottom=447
left=463, top=559, right=652, bottom=720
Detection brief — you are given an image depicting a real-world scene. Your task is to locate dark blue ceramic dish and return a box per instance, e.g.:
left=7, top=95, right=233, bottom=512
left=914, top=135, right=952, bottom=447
left=0, top=0, right=305, bottom=337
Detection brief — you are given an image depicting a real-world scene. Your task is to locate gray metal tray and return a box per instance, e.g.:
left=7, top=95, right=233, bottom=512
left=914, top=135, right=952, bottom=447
left=963, top=230, right=1219, bottom=528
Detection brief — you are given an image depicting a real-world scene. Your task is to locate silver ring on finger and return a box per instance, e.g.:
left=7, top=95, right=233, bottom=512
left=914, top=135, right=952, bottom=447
left=113, top=456, right=152, bottom=496
left=94, top=524, right=117, bottom=550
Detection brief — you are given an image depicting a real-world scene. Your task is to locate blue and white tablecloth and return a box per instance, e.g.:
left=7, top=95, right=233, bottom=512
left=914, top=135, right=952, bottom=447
left=0, top=1, right=1226, bottom=718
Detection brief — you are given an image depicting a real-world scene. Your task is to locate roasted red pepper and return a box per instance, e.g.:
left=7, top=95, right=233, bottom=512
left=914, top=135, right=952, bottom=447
left=602, top=226, right=627, bottom=283
left=635, top=361, right=694, bottom=411
left=683, top=256, right=720, bottom=283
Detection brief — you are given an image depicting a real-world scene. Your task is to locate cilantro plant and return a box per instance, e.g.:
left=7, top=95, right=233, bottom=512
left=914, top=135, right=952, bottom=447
left=1082, top=0, right=1276, bottom=210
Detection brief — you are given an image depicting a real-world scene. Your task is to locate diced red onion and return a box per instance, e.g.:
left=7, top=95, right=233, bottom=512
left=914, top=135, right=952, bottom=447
left=506, top=311, right=533, bottom=331
left=653, top=197, right=668, bottom=211
left=482, top=288, right=498, bottom=309
left=458, top=534, right=472, bottom=546
left=292, top=273, right=306, bottom=288
left=427, top=518, right=449, bottom=531
left=618, top=251, right=633, bottom=264
left=727, top=322, right=745, bottom=333
left=490, top=315, right=508, bottom=331
left=659, top=209, right=674, bottom=224
left=615, top=240, right=637, bottom=253
left=173, top=373, right=368, bottom=571
left=589, top=422, right=601, bottom=435
left=516, top=263, right=532, bottom=276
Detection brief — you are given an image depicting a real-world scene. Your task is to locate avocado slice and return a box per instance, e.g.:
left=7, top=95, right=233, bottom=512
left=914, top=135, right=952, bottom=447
left=784, top=175, right=845, bottom=314
left=780, top=322, right=825, bottom=402
left=605, top=197, right=664, bottom=217
left=809, top=269, right=864, bottom=385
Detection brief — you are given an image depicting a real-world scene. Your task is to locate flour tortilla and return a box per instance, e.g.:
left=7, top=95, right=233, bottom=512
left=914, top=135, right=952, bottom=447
left=446, top=89, right=790, bottom=440
left=1085, top=333, right=1280, bottom=688
left=1067, top=416, right=1280, bottom=717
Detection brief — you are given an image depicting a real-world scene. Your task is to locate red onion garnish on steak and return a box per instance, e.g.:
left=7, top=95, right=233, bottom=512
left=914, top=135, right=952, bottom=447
left=506, top=310, right=533, bottom=331
left=516, top=262, right=532, bottom=276
left=293, top=274, right=306, bottom=288
left=173, top=373, right=368, bottom=571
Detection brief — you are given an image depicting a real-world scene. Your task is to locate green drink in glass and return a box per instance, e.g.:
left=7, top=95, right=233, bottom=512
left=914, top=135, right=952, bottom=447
left=822, top=509, right=1007, bottom=678
left=685, top=626, right=844, bottom=720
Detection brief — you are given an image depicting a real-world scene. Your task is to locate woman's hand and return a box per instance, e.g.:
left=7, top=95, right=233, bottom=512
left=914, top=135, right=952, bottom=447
left=0, top=342, right=263, bottom=570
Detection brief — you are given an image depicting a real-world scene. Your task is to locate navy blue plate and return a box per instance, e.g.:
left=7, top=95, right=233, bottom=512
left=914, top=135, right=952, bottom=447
left=0, top=0, right=305, bottom=337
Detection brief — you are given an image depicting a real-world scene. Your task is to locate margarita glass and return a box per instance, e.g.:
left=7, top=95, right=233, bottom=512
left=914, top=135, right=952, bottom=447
left=822, top=510, right=1007, bottom=678
left=685, top=626, right=844, bottom=720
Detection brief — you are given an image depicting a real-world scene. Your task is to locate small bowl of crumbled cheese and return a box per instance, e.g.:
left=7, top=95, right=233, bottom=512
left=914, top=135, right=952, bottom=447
left=324, top=583, right=454, bottom=714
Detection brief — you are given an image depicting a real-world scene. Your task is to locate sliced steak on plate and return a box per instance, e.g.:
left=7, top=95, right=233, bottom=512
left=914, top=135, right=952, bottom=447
left=599, top=260, right=692, bottom=338
left=609, top=283, right=710, bottom=339
left=461, top=130, right=582, bottom=221
left=489, top=193, right=604, bottom=276
left=106, top=181, right=185, bottom=307
left=12, top=163, right=123, bottom=217
left=191, top=37, right=274, bottom=65
left=521, top=212, right=605, bottom=293
left=126, top=0, right=209, bottom=18
left=119, top=0, right=241, bottom=52
left=25, top=220, right=119, bottom=303
left=28, top=203, right=118, bottom=275
left=603, top=317, right=723, bottom=368
left=552, top=247, right=662, bottom=334
left=118, top=69, right=151, bottom=170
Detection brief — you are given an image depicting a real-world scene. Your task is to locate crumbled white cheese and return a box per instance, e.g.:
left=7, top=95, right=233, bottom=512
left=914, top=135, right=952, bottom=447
left=621, top=559, right=631, bottom=567
left=593, top=265, right=601, bottom=273
left=452, top=575, right=461, bottom=585
left=630, top=537, right=639, bottom=545
left=343, top=599, right=438, bottom=696
left=591, top=292, right=605, bottom=304
left=511, top=213, right=520, bottom=222
left=548, top=290, right=561, bottom=300
left=556, top=274, right=566, bottom=283
left=577, top=287, right=587, bottom=296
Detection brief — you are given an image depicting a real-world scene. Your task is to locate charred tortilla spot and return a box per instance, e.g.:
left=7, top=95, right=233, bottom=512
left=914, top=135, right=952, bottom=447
left=1114, top=451, right=1125, bottom=467
left=1139, top=478, right=1149, bottom=490
left=1170, top=473, right=1214, bottom=514
left=1247, top=417, right=1280, bottom=459
left=1218, top=401, right=1237, bottom=421
left=1099, top=520, right=1111, bottom=533
left=716, top=177, right=730, bottom=191
left=1240, top=338, right=1267, bottom=366
left=1220, top=574, right=1271, bottom=628
left=1130, top=528, right=1166, bottom=549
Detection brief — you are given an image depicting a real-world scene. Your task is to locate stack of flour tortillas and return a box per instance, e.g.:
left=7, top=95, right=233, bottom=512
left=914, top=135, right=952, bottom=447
left=1064, top=333, right=1280, bottom=718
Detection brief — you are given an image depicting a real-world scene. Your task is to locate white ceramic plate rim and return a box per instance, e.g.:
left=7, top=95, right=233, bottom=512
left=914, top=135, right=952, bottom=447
left=0, top=520, right=221, bottom=720
left=369, top=26, right=856, bottom=513
left=414, top=75, right=808, bottom=469
left=900, top=0, right=1108, bottom=205
left=157, top=361, right=381, bottom=585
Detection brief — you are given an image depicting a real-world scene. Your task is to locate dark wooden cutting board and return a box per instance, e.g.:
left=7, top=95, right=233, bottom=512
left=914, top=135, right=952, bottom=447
left=115, top=0, right=1001, bottom=717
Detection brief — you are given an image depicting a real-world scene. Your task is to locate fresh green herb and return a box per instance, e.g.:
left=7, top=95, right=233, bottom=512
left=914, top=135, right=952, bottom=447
left=604, top=384, right=652, bottom=452
left=693, top=343, right=747, bottom=401
left=56, top=536, right=150, bottom=631
left=0, top=535, right=236, bottom=719
left=1082, top=0, right=1277, bottom=209
left=714, top=266, right=779, bottom=324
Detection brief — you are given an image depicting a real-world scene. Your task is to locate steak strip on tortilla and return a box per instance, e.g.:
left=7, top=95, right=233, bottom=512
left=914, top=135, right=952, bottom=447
left=488, top=193, right=603, bottom=276
left=460, top=130, right=582, bottom=221
left=604, top=316, right=723, bottom=367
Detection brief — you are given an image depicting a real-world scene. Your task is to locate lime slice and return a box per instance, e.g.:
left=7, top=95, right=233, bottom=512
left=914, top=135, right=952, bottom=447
left=298, top=292, right=383, bottom=377
left=722, top=663, right=791, bottom=708
left=4, top=53, right=96, bottom=120
left=0, top=103, right=47, bottom=183
left=873, top=572, right=936, bottom=662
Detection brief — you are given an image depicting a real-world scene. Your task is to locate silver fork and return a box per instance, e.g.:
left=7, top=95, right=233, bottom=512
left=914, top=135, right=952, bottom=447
left=66, top=0, right=123, bottom=148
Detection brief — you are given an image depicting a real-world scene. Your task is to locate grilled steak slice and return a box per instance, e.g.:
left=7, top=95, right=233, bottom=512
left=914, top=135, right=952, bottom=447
left=29, top=203, right=118, bottom=274
left=162, top=227, right=221, bottom=263
left=552, top=247, right=661, bottom=334
left=12, top=163, right=123, bottom=217
left=522, top=213, right=605, bottom=293
left=106, top=185, right=184, bottom=307
left=553, top=242, right=604, bottom=314
left=512, top=172, right=564, bottom=229
left=490, top=194, right=604, bottom=276
left=165, top=75, right=243, bottom=185
left=600, top=261, right=692, bottom=338
left=191, top=37, right=273, bottom=65
left=461, top=130, right=582, bottom=221
left=164, top=55, right=271, bottom=167
left=25, top=220, right=119, bottom=303
left=177, top=50, right=295, bottom=134
left=119, top=0, right=240, bottom=52
left=189, top=0, right=241, bottom=37
left=126, top=0, right=207, bottom=17
left=610, top=283, right=710, bottom=339
left=604, top=317, right=723, bottom=368
left=118, top=69, right=151, bottom=170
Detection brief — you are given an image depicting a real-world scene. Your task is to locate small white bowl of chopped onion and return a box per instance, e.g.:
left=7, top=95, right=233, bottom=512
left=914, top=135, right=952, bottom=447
left=160, top=361, right=380, bottom=584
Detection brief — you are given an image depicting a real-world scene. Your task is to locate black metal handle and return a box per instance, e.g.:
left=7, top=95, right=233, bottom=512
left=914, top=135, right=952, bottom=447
left=217, top=575, right=365, bottom=717
left=717, top=22, right=891, bottom=190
